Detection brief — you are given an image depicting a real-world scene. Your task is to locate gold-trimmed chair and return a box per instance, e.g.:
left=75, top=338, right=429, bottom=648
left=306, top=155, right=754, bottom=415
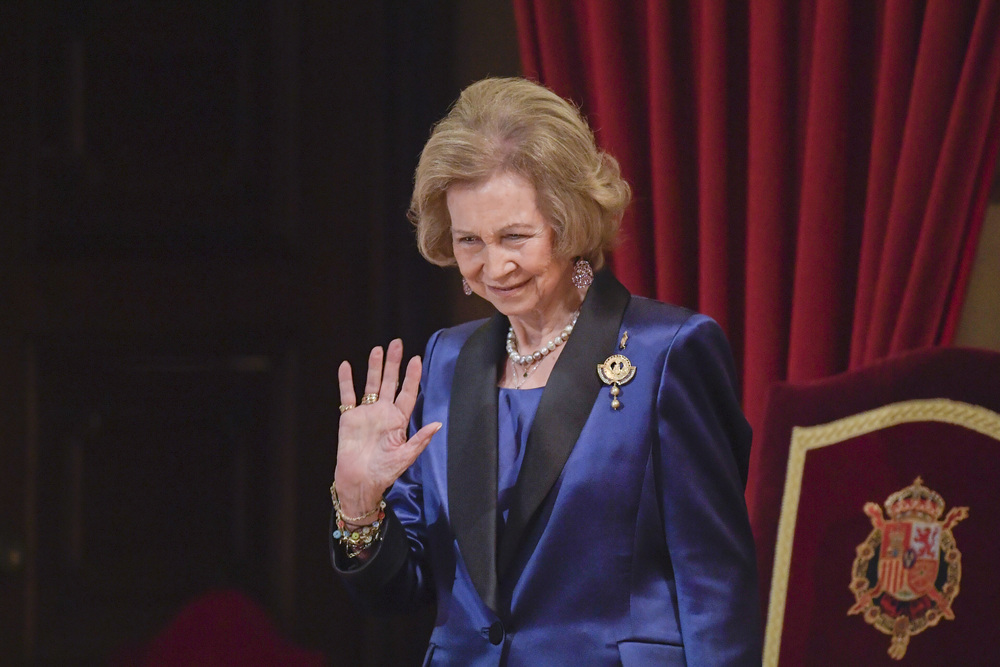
left=746, top=347, right=1000, bottom=666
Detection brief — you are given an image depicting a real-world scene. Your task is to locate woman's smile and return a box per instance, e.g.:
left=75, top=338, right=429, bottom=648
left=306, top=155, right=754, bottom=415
left=487, top=280, right=529, bottom=295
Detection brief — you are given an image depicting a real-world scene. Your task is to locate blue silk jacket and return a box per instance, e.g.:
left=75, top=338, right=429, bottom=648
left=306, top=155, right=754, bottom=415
left=333, top=271, right=762, bottom=665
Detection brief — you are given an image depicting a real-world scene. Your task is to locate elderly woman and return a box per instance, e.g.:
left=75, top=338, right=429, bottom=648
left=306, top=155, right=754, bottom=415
left=331, top=77, right=761, bottom=666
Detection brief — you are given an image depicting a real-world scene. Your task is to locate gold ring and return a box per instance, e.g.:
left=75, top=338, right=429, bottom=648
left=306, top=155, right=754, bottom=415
left=362, top=393, right=379, bottom=404
left=339, top=404, right=355, bottom=414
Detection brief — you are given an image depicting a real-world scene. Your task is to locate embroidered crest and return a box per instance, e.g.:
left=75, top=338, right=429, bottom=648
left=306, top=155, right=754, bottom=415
left=848, top=477, right=968, bottom=660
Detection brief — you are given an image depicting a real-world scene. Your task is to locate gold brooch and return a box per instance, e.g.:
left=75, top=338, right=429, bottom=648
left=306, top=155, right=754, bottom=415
left=597, top=354, right=636, bottom=410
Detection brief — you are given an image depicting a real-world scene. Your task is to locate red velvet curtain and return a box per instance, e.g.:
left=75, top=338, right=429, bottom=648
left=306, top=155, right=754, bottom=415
left=513, top=0, right=1000, bottom=434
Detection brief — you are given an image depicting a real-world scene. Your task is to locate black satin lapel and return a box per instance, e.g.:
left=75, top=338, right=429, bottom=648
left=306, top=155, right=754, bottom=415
left=497, top=270, right=631, bottom=578
left=448, top=313, right=506, bottom=611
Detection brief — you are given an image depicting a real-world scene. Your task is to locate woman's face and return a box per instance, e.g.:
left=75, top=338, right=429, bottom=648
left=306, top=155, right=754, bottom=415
left=447, top=171, right=575, bottom=323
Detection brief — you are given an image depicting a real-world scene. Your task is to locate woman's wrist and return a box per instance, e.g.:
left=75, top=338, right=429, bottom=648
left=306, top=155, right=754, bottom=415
left=332, top=470, right=385, bottom=519
left=330, top=480, right=387, bottom=558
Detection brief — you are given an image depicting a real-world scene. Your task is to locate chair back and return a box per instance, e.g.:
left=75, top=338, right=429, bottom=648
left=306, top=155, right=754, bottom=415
left=747, top=347, right=1000, bottom=665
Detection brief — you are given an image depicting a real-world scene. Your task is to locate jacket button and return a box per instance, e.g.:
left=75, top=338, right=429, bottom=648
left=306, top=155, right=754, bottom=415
left=488, top=621, right=504, bottom=645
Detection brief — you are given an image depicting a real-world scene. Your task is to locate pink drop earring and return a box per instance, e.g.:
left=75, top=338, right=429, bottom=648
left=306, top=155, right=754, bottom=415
left=571, top=258, right=594, bottom=289
left=462, top=278, right=473, bottom=295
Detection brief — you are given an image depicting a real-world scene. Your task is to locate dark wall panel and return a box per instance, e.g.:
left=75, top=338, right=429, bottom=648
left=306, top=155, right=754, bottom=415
left=0, top=1, right=520, bottom=664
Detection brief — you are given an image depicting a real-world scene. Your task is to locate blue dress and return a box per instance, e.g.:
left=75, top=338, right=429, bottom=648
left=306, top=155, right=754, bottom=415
left=497, top=387, right=543, bottom=534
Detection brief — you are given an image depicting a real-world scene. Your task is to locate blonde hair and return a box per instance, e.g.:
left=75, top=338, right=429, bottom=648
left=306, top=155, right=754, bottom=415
left=409, top=77, right=631, bottom=269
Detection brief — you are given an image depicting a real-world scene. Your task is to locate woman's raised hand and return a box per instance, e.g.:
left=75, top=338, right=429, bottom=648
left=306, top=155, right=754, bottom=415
left=334, top=339, right=441, bottom=518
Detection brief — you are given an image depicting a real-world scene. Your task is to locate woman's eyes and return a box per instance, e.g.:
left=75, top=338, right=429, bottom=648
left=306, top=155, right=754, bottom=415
left=454, top=232, right=531, bottom=245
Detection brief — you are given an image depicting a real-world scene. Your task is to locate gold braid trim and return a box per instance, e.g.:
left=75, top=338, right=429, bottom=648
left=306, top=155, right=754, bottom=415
left=762, top=398, right=1000, bottom=666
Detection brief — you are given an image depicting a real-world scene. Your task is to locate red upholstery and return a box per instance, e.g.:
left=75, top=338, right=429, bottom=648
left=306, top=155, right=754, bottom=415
left=113, top=590, right=327, bottom=667
left=747, top=347, right=1000, bottom=665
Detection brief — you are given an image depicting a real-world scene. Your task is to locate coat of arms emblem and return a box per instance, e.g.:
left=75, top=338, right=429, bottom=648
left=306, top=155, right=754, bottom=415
left=848, top=477, right=968, bottom=660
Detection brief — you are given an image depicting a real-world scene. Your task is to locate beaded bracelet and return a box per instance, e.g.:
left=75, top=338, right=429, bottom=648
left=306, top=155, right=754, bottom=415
left=333, top=517, right=385, bottom=558
left=330, top=482, right=387, bottom=558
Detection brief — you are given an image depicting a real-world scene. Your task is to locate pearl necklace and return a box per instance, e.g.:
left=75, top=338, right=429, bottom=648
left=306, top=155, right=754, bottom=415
left=506, top=311, right=580, bottom=387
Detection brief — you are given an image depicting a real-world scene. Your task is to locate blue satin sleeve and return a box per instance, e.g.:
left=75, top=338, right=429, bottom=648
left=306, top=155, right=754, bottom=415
left=329, top=331, right=443, bottom=614
left=655, top=314, right=762, bottom=665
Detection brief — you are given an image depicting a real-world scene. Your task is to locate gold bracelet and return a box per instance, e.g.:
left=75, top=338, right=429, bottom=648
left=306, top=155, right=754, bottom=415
left=330, top=481, right=385, bottom=523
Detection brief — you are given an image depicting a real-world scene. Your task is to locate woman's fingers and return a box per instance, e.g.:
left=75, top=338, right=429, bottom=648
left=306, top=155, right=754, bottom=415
left=394, top=354, right=423, bottom=418
left=341, top=342, right=419, bottom=418
left=381, top=339, right=404, bottom=401
left=362, top=346, right=384, bottom=398
left=407, top=422, right=442, bottom=459
left=337, top=360, right=357, bottom=409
